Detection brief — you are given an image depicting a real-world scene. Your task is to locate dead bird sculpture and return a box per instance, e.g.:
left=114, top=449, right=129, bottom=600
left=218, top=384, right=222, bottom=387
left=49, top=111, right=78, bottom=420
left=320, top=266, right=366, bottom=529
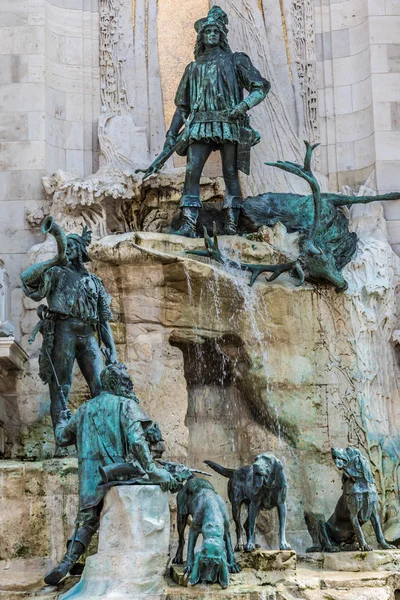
left=172, top=477, right=241, bottom=588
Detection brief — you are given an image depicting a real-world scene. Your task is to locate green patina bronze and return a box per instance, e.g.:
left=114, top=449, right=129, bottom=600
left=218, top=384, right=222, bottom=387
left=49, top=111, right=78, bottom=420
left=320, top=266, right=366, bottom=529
left=173, top=477, right=241, bottom=588
left=20, top=218, right=117, bottom=457
left=43, top=362, right=179, bottom=586
left=136, top=5, right=270, bottom=237
left=190, top=142, right=400, bottom=290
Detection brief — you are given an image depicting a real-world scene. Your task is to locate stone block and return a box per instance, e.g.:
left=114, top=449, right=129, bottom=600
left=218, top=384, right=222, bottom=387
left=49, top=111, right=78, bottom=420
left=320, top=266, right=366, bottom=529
left=46, top=88, right=66, bottom=119
left=388, top=44, right=400, bottom=72
left=370, top=16, right=400, bottom=44
left=0, top=557, right=52, bottom=591
left=386, top=220, right=400, bottom=243
left=376, top=131, right=400, bottom=160
left=371, top=44, right=388, bottom=73
left=46, top=3, right=84, bottom=37
left=27, top=111, right=45, bottom=141
left=354, top=134, right=376, bottom=169
left=239, top=549, right=296, bottom=572
left=386, top=0, right=400, bottom=15
left=28, top=0, right=44, bottom=25
left=331, top=0, right=368, bottom=30
left=65, top=37, right=83, bottom=65
left=0, top=201, right=26, bottom=230
left=368, top=0, right=386, bottom=15
left=28, top=54, right=45, bottom=82
left=65, top=149, right=84, bottom=176
left=383, top=197, right=400, bottom=220
left=316, top=32, right=332, bottom=61
left=308, top=550, right=400, bottom=572
left=46, top=29, right=65, bottom=63
left=333, top=85, right=353, bottom=115
left=0, top=26, right=45, bottom=55
left=352, top=77, right=373, bottom=111
left=1, top=0, right=28, bottom=26
left=0, top=229, right=42, bottom=254
left=331, top=28, right=350, bottom=59
left=45, top=143, right=66, bottom=173
left=336, top=106, right=374, bottom=143
left=66, top=92, right=84, bottom=121
left=372, top=73, right=400, bottom=102
left=0, top=82, right=44, bottom=112
left=0, top=169, right=44, bottom=201
left=333, top=49, right=371, bottom=87
left=373, top=101, right=392, bottom=131
left=0, top=141, right=45, bottom=170
left=59, top=486, right=170, bottom=600
left=376, top=160, right=400, bottom=191
left=0, top=113, right=29, bottom=142
left=46, top=116, right=83, bottom=150
left=0, top=55, right=28, bottom=84
left=336, top=140, right=356, bottom=171
left=46, top=59, right=83, bottom=93
left=391, top=101, right=400, bottom=129
left=350, top=20, right=370, bottom=56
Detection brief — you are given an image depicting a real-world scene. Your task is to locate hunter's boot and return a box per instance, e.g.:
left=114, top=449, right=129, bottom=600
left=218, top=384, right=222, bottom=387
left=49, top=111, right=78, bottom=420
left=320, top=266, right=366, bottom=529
left=44, top=521, right=97, bottom=586
left=171, top=195, right=201, bottom=238
left=223, top=196, right=242, bottom=235
left=44, top=540, right=85, bottom=585
left=175, top=207, right=199, bottom=238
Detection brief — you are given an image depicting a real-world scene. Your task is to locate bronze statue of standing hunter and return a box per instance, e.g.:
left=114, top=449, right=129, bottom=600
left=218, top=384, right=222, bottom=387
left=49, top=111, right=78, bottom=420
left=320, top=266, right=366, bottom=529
left=137, top=5, right=270, bottom=237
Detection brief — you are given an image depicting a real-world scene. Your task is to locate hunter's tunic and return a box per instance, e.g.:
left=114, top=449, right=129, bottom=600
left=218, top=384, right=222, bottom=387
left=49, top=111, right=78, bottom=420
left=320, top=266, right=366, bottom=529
left=175, top=48, right=270, bottom=147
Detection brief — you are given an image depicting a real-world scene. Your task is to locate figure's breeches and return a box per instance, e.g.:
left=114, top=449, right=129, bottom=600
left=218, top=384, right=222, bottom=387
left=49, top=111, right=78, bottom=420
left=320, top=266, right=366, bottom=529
left=49, top=317, right=104, bottom=425
left=181, top=142, right=242, bottom=207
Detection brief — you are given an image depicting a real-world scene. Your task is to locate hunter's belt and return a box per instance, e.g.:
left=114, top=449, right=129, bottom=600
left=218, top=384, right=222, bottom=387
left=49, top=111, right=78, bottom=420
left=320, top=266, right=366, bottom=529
left=192, top=110, right=237, bottom=124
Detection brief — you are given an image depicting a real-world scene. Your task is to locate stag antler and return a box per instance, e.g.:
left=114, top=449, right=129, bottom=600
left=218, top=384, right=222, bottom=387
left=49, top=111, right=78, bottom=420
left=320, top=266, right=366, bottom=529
left=186, top=142, right=320, bottom=288
left=187, top=225, right=305, bottom=287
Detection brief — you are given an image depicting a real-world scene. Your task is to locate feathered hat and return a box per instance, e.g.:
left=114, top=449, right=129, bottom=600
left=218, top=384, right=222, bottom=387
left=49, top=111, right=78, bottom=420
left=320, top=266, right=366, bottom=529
left=67, top=226, right=92, bottom=262
left=194, top=6, right=229, bottom=35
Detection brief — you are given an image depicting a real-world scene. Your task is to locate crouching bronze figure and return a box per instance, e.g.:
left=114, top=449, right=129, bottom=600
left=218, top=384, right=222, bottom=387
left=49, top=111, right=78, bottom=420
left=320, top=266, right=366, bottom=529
left=205, top=453, right=290, bottom=552
left=305, top=447, right=395, bottom=552
left=173, top=477, right=241, bottom=588
left=44, top=362, right=179, bottom=586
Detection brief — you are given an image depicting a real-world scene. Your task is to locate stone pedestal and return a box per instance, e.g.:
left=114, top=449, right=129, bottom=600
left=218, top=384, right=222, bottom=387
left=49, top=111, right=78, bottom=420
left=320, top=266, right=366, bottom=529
left=59, top=485, right=170, bottom=600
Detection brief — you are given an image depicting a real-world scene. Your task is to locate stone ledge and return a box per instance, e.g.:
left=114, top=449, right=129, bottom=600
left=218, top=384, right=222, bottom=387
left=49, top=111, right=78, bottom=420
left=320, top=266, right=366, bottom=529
left=0, top=557, right=52, bottom=592
left=238, top=549, right=297, bottom=572
left=0, top=338, right=28, bottom=371
left=299, top=550, right=400, bottom=572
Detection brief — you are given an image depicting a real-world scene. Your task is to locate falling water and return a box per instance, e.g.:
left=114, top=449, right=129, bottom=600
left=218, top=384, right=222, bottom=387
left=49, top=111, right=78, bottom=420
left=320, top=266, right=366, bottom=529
left=200, top=241, right=283, bottom=445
